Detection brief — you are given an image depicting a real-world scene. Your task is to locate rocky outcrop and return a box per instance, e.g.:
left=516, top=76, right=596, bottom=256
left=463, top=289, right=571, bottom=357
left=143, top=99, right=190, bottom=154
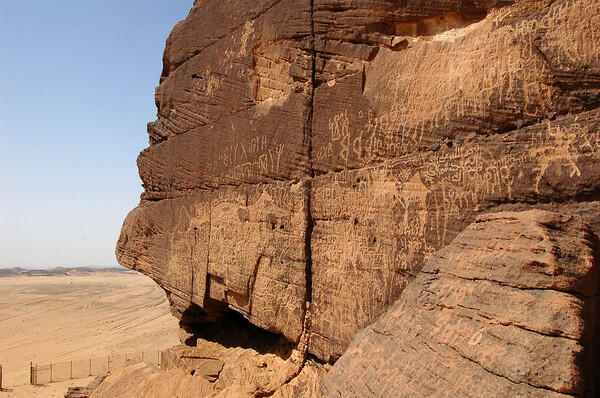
left=323, top=210, right=600, bottom=397
left=88, top=357, right=325, bottom=398
left=89, top=317, right=325, bottom=398
left=117, top=0, right=600, bottom=366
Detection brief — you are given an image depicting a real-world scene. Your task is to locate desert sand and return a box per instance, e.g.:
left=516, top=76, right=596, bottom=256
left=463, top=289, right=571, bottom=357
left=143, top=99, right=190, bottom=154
left=0, top=270, right=180, bottom=397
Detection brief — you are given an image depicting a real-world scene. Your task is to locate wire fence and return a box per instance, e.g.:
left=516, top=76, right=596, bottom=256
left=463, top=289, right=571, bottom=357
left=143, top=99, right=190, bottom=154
left=30, top=350, right=161, bottom=385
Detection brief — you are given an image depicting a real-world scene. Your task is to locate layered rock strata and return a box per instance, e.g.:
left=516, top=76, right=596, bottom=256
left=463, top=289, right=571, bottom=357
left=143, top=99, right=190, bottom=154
left=323, top=210, right=600, bottom=397
left=117, top=0, right=600, bottom=363
left=104, top=210, right=598, bottom=397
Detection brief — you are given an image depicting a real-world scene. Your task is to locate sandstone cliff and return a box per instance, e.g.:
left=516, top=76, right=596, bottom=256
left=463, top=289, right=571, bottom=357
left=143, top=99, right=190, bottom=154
left=115, top=0, right=600, bottom=395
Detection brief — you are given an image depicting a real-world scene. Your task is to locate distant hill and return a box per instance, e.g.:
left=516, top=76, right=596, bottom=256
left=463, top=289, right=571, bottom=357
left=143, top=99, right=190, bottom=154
left=0, top=266, right=134, bottom=277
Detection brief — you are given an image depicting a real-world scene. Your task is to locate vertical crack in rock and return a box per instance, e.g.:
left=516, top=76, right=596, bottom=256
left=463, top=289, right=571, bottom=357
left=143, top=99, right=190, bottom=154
left=191, top=224, right=196, bottom=302
left=306, top=0, right=316, bottom=301
left=302, top=178, right=314, bottom=365
left=304, top=181, right=314, bottom=305
left=295, top=0, right=316, bottom=369
left=292, top=0, right=316, bottom=379
left=247, top=254, right=262, bottom=315
left=203, top=197, right=213, bottom=308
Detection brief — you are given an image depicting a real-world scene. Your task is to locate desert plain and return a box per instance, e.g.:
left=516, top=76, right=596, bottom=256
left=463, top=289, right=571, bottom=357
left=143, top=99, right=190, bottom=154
left=0, top=269, right=179, bottom=397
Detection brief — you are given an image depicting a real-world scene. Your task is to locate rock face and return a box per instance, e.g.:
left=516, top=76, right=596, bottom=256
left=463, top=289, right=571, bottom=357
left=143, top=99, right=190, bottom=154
left=117, top=0, right=600, bottom=366
left=322, top=210, right=600, bottom=397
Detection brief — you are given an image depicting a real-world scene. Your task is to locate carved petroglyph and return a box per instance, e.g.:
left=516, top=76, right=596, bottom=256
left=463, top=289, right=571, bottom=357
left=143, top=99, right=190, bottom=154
left=209, top=200, right=262, bottom=298
left=223, top=145, right=285, bottom=182
left=209, top=185, right=302, bottom=295
left=206, top=183, right=307, bottom=340
left=218, top=135, right=270, bottom=168
left=311, top=167, right=439, bottom=358
left=371, top=37, right=550, bottom=134
left=189, top=66, right=226, bottom=99
left=311, top=110, right=600, bottom=358
left=239, top=21, right=255, bottom=57
left=358, top=109, right=407, bottom=160
left=117, top=180, right=307, bottom=342
left=217, top=135, right=285, bottom=181
left=329, top=110, right=350, bottom=162
left=531, top=122, right=582, bottom=194
left=521, top=0, right=600, bottom=70
left=405, top=119, right=596, bottom=240
left=417, top=115, right=597, bottom=235
left=318, top=105, right=423, bottom=166
left=348, top=0, right=599, bottom=160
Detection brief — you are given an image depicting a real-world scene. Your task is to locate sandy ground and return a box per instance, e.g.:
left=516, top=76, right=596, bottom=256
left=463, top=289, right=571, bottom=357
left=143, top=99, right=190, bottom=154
left=0, top=271, right=180, bottom=397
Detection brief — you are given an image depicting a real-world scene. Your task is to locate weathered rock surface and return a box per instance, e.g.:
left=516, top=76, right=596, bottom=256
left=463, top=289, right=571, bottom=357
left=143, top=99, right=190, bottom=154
left=89, top=320, right=325, bottom=398
left=323, top=210, right=600, bottom=397
left=89, top=358, right=325, bottom=398
left=118, top=181, right=309, bottom=341
left=117, top=0, right=600, bottom=366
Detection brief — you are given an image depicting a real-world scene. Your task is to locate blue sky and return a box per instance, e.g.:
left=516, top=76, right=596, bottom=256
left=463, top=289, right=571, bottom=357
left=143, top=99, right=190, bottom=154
left=0, top=1, right=192, bottom=268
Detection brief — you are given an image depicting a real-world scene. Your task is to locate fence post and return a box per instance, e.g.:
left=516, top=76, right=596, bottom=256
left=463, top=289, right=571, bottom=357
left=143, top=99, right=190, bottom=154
left=1, top=363, right=3, bottom=390
left=89, top=358, right=92, bottom=376
left=31, top=363, right=37, bottom=385
left=70, top=360, right=73, bottom=379
left=50, top=363, right=53, bottom=383
left=107, top=356, right=110, bottom=373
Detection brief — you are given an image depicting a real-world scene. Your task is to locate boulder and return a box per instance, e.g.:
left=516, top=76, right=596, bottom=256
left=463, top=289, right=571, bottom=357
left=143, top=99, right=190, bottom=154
left=322, top=210, right=600, bottom=397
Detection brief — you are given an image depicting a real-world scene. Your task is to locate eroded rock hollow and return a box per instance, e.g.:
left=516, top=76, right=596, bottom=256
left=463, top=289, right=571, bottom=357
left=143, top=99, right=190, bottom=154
left=116, top=0, right=600, bottom=394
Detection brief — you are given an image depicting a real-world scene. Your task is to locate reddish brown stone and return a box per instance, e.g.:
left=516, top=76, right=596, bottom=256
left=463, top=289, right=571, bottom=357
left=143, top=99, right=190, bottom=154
left=322, top=210, right=600, bottom=397
left=116, top=0, right=600, bottom=376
